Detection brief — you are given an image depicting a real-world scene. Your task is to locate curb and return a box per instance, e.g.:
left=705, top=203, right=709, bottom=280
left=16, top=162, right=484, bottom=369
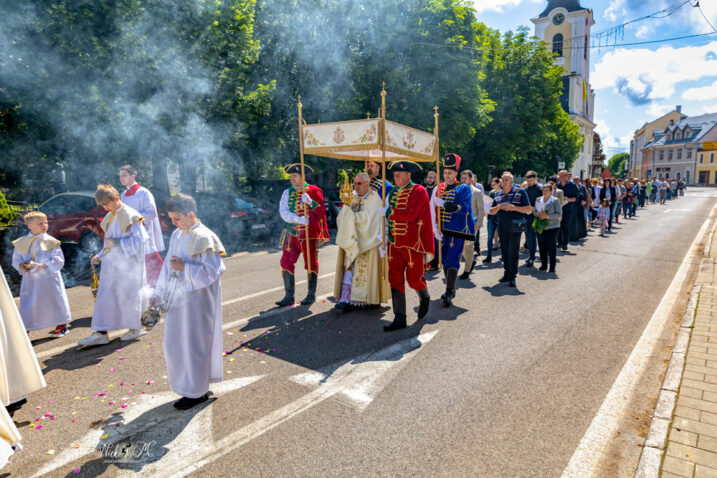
left=635, top=284, right=701, bottom=477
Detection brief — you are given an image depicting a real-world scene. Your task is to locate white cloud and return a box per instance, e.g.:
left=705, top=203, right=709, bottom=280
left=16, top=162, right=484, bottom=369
left=635, top=25, right=650, bottom=39
left=595, top=119, right=631, bottom=151
left=471, top=0, right=540, bottom=13
left=646, top=102, right=673, bottom=118
left=684, top=79, right=717, bottom=101
left=603, top=0, right=625, bottom=22
left=592, top=41, right=717, bottom=104
left=703, top=103, right=717, bottom=114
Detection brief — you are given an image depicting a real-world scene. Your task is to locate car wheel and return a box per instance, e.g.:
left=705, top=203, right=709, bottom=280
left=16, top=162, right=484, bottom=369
left=80, top=232, right=102, bottom=256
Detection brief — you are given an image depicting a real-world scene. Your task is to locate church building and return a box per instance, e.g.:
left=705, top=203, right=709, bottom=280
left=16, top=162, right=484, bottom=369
left=531, top=0, right=596, bottom=179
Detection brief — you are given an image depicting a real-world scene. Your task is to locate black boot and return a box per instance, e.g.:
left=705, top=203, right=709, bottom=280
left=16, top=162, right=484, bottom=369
left=459, top=259, right=476, bottom=280
left=417, top=288, right=430, bottom=319
left=275, top=271, right=295, bottom=307
left=384, top=288, right=407, bottom=332
left=482, top=255, right=492, bottom=263
left=441, top=268, right=458, bottom=307
left=300, top=272, right=317, bottom=305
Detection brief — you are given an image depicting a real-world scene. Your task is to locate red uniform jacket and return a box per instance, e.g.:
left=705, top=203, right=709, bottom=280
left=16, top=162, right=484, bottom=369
left=285, top=184, right=330, bottom=242
left=387, top=182, right=434, bottom=254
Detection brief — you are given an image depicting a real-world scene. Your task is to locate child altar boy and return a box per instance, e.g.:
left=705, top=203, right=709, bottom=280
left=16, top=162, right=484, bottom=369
left=78, top=184, right=148, bottom=347
left=11, top=211, right=72, bottom=336
left=152, top=193, right=226, bottom=410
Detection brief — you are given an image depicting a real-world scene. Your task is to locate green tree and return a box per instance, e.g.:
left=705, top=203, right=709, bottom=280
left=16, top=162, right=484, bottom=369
left=468, top=26, right=572, bottom=178
left=607, top=152, right=629, bottom=178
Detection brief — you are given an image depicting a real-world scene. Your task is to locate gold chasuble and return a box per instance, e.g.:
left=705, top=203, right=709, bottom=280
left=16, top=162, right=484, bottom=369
left=333, top=190, right=390, bottom=305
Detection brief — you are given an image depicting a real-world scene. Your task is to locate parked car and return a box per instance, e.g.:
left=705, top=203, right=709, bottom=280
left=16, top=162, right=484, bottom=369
left=194, top=192, right=280, bottom=251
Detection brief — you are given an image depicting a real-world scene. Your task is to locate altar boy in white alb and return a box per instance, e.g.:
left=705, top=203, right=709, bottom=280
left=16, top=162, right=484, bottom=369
left=11, top=211, right=72, bottom=336
left=118, top=164, right=165, bottom=287
left=78, top=184, right=148, bottom=347
left=153, top=193, right=226, bottom=410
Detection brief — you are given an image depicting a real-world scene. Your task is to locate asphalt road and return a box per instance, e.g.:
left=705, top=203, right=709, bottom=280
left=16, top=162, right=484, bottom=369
left=5, top=189, right=717, bottom=478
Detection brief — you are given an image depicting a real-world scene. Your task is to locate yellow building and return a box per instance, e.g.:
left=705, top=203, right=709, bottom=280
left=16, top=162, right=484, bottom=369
left=532, top=0, right=596, bottom=179
left=697, top=140, right=717, bottom=185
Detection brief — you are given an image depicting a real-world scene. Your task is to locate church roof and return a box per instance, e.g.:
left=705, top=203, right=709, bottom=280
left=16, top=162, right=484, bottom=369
left=537, top=0, right=586, bottom=18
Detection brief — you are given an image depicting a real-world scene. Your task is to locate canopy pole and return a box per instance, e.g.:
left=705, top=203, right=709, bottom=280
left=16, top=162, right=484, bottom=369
left=434, top=105, right=441, bottom=270
left=381, top=83, right=387, bottom=281
left=298, top=95, right=311, bottom=283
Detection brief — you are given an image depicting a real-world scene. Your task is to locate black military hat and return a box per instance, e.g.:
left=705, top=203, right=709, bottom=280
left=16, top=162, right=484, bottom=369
left=283, top=163, right=314, bottom=175
left=442, top=153, right=462, bottom=171
left=388, top=160, right=421, bottom=173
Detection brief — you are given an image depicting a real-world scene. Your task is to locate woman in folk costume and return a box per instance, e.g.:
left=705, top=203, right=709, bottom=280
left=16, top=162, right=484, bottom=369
left=333, top=173, right=390, bottom=312
left=118, top=164, right=165, bottom=287
left=0, top=270, right=46, bottom=467
left=11, top=211, right=71, bottom=336
left=78, top=184, right=149, bottom=347
left=152, top=193, right=226, bottom=410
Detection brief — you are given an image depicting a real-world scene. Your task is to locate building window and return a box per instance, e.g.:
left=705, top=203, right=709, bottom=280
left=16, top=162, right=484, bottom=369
left=678, top=149, right=682, bottom=160
left=687, top=150, right=692, bottom=159
left=677, top=172, right=681, bottom=180
left=552, top=34, right=563, bottom=57
left=660, top=150, right=665, bottom=160
left=668, top=150, right=673, bottom=160
left=700, top=153, right=704, bottom=164
left=712, top=152, right=715, bottom=164
left=675, top=131, right=681, bottom=140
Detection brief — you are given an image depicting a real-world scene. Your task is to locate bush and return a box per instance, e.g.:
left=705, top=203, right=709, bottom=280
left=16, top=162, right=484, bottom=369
left=0, top=191, right=17, bottom=226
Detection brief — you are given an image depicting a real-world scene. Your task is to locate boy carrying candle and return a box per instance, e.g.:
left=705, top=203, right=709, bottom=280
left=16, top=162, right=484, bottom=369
left=11, top=211, right=71, bottom=336
left=78, top=184, right=148, bottom=347
left=151, top=193, right=226, bottom=410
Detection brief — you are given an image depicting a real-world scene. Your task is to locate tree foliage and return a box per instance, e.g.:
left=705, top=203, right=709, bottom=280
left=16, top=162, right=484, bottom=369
left=0, top=0, right=587, bottom=202
left=608, top=152, right=629, bottom=178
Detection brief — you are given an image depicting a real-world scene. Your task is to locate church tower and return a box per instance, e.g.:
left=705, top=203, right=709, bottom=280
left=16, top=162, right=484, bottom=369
left=531, top=0, right=596, bottom=179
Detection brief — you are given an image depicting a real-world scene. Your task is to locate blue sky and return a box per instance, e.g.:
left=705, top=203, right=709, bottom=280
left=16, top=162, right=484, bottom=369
left=471, top=0, right=717, bottom=157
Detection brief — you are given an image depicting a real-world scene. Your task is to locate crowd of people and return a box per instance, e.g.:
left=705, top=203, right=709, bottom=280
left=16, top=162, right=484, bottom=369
left=0, top=157, right=686, bottom=466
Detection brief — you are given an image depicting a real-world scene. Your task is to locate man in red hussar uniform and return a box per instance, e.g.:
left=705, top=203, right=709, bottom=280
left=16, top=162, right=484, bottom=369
left=276, top=164, right=329, bottom=307
left=383, top=160, right=434, bottom=332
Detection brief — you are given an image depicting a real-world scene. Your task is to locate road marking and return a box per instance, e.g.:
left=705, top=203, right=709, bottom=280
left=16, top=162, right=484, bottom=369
left=160, top=330, right=439, bottom=478
left=663, top=208, right=693, bottom=213
left=561, top=202, right=716, bottom=477
left=31, top=375, right=265, bottom=478
left=220, top=272, right=334, bottom=307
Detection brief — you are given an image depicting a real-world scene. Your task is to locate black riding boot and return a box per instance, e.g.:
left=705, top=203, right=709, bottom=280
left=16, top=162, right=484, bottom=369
left=275, top=271, right=295, bottom=307
left=441, top=268, right=458, bottom=307
left=417, top=288, right=430, bottom=320
left=384, top=288, right=407, bottom=332
left=300, top=272, right=317, bottom=305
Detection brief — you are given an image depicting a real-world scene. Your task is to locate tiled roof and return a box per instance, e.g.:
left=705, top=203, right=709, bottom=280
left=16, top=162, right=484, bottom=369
left=537, top=0, right=585, bottom=18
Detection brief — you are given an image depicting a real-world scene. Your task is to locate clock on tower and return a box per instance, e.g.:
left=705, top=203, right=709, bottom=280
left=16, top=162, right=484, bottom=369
left=553, top=13, right=565, bottom=25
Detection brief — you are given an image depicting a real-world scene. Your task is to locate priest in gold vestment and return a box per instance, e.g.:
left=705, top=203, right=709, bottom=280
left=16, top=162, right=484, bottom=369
left=333, top=173, right=390, bottom=311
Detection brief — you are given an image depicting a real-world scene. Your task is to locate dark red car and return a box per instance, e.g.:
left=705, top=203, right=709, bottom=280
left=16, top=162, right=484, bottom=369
left=38, top=191, right=171, bottom=255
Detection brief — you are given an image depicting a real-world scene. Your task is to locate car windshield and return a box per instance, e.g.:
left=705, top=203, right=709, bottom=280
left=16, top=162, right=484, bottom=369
left=234, top=197, right=258, bottom=210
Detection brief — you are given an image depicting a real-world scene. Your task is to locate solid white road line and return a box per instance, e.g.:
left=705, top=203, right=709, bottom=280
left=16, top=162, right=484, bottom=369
left=220, top=272, right=334, bottom=307
left=161, top=330, right=439, bottom=478
left=561, top=203, right=717, bottom=477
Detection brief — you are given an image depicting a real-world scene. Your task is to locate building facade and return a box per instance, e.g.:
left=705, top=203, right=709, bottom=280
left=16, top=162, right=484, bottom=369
left=532, top=0, right=596, bottom=179
left=642, top=113, right=717, bottom=184
left=696, top=124, right=717, bottom=185
left=591, top=132, right=604, bottom=177
left=628, top=107, right=686, bottom=178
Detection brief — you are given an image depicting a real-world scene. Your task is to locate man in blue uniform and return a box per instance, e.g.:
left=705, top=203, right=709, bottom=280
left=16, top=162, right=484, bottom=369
left=430, top=154, right=474, bottom=307
left=366, top=160, right=394, bottom=200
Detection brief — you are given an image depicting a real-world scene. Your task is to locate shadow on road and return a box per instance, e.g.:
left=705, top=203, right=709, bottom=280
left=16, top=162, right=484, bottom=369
left=62, top=398, right=213, bottom=477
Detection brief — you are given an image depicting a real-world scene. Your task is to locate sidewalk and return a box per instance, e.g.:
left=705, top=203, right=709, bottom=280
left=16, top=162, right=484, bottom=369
left=638, top=216, right=717, bottom=477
